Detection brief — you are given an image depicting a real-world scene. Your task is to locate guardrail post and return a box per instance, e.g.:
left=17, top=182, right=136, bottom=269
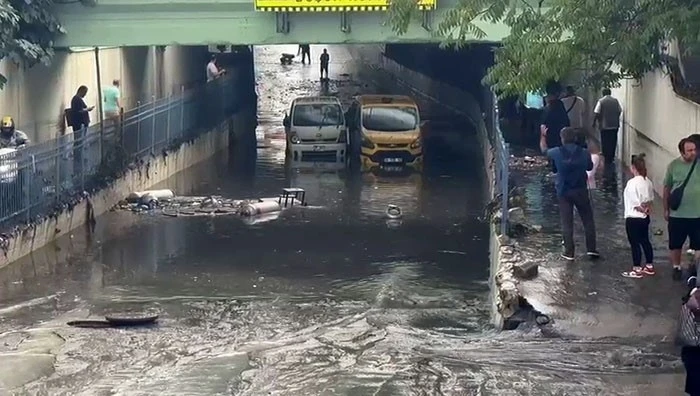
left=80, top=125, right=86, bottom=190
left=55, top=138, right=61, bottom=205
left=136, top=100, right=142, bottom=155
left=151, top=95, right=157, bottom=155
left=180, top=85, right=185, bottom=136
left=166, top=94, right=171, bottom=145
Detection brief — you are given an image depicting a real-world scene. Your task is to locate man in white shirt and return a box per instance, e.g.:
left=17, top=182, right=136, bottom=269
left=593, top=88, right=622, bottom=165
left=206, top=55, right=225, bottom=82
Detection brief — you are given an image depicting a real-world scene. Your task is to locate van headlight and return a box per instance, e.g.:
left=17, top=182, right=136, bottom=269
left=410, top=138, right=422, bottom=149
left=290, top=133, right=300, bottom=144
left=361, top=134, right=375, bottom=149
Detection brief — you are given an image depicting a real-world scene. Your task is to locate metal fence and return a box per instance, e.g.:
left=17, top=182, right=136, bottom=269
left=484, top=90, right=511, bottom=236
left=0, top=75, right=241, bottom=230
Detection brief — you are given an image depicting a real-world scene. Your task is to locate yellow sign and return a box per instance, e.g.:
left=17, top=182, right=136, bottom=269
left=255, top=0, right=436, bottom=12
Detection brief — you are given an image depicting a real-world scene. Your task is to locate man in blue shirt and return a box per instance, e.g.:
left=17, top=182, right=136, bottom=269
left=541, top=126, right=600, bottom=261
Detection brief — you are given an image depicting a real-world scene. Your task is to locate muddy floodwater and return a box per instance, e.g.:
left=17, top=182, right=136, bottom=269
left=0, top=46, right=686, bottom=395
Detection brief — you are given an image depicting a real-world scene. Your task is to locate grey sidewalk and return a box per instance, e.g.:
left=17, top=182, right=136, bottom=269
left=510, top=159, right=687, bottom=391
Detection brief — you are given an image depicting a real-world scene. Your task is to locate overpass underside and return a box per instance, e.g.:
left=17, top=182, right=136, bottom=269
left=52, top=0, right=509, bottom=47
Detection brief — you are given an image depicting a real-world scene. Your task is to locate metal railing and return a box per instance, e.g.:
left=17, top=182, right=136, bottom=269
left=485, top=90, right=511, bottom=236
left=0, top=75, right=242, bottom=230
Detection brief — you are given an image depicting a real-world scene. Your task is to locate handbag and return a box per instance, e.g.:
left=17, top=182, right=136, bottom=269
left=678, top=297, right=700, bottom=347
left=669, top=158, right=697, bottom=211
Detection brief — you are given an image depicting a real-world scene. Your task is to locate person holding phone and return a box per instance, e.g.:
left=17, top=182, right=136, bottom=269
left=69, top=85, right=94, bottom=174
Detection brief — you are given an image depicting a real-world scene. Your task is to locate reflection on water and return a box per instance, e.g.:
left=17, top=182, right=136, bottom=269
left=0, top=45, right=686, bottom=395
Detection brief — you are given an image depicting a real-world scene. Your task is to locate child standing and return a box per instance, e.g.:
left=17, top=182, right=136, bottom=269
left=622, top=154, right=656, bottom=278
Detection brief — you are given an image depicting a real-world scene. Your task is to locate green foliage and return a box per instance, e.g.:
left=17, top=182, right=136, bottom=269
left=0, top=0, right=65, bottom=89
left=388, top=0, right=700, bottom=98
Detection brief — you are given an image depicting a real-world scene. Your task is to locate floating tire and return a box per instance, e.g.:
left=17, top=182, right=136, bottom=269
left=386, top=205, right=402, bottom=219
left=535, top=313, right=551, bottom=326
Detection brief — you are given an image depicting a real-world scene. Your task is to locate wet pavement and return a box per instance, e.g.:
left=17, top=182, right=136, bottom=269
left=0, top=45, right=688, bottom=395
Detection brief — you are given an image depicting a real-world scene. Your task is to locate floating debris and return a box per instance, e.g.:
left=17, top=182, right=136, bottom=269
left=509, top=154, right=549, bottom=170
left=113, top=189, right=309, bottom=222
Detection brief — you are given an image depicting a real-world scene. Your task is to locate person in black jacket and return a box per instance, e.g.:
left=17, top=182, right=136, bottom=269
left=541, top=93, right=571, bottom=172
left=69, top=85, right=94, bottom=175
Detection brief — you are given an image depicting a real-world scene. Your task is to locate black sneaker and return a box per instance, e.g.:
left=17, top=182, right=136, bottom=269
left=673, top=267, right=682, bottom=281
left=586, top=251, right=601, bottom=260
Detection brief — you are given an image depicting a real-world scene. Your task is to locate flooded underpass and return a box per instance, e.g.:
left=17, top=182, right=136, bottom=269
left=0, top=46, right=687, bottom=395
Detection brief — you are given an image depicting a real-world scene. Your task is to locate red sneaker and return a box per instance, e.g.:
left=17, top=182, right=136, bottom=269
left=642, top=265, right=656, bottom=276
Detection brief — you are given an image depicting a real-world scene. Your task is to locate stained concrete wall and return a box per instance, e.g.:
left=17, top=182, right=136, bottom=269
left=0, top=114, right=244, bottom=270
left=0, top=46, right=207, bottom=143
left=611, top=67, right=700, bottom=193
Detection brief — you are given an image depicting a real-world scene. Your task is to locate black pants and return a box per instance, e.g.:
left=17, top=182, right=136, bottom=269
left=320, top=63, right=329, bottom=79
left=559, top=188, right=597, bottom=256
left=521, top=107, right=543, bottom=146
left=600, top=128, right=618, bottom=164
left=72, top=125, right=85, bottom=176
left=625, top=216, right=653, bottom=266
left=682, top=346, right=700, bottom=395
left=301, top=51, right=310, bottom=64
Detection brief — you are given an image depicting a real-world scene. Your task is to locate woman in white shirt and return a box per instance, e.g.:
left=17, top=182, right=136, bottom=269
left=622, top=154, right=655, bottom=278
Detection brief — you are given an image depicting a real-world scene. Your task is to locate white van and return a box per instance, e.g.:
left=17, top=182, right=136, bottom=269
left=283, top=96, right=347, bottom=161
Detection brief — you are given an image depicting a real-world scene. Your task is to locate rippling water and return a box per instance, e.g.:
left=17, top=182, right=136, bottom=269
left=0, top=45, right=686, bottom=395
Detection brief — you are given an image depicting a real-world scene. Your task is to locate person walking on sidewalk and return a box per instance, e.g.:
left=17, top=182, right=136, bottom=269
left=622, top=154, right=656, bottom=278
left=561, top=85, right=586, bottom=129
left=297, top=44, right=311, bottom=64
left=664, top=137, right=700, bottom=281
left=540, top=126, right=600, bottom=261
left=592, top=88, right=622, bottom=165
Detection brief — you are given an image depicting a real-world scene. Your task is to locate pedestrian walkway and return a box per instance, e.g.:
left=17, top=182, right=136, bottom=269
left=510, top=161, right=689, bottom=393
left=511, top=162, right=685, bottom=341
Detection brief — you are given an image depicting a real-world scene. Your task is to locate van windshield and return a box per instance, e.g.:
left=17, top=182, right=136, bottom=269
left=292, top=103, right=344, bottom=127
left=362, top=106, right=418, bottom=132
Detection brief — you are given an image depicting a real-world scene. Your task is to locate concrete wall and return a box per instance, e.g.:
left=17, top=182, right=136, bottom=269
left=0, top=113, right=248, bottom=269
left=611, top=69, right=700, bottom=193
left=0, top=46, right=207, bottom=143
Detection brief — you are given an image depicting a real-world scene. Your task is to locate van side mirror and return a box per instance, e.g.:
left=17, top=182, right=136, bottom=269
left=283, top=114, right=290, bottom=128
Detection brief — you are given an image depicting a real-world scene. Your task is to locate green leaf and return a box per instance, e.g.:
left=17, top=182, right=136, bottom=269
left=387, top=0, right=700, bottom=98
left=0, top=0, right=64, bottom=90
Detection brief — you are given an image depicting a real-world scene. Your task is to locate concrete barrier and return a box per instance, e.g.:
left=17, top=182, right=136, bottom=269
left=0, top=115, right=239, bottom=269
left=348, top=45, right=526, bottom=329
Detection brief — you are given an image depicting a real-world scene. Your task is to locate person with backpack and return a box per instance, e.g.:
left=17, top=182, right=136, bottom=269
left=540, top=126, right=600, bottom=261
left=561, top=85, right=586, bottom=129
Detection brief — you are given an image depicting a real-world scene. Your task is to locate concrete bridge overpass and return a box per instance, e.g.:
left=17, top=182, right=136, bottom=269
left=52, top=0, right=513, bottom=47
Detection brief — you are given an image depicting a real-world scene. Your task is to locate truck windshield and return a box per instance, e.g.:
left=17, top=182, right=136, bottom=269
left=361, top=106, right=418, bottom=132
left=292, top=104, right=343, bottom=127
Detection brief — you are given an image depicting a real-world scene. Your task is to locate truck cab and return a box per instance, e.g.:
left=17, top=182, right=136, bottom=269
left=283, top=96, right=347, bottom=162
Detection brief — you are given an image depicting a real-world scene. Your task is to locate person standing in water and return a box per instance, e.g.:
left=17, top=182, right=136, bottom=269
left=621, top=154, right=656, bottom=278
left=298, top=45, right=311, bottom=64
left=320, top=49, right=330, bottom=80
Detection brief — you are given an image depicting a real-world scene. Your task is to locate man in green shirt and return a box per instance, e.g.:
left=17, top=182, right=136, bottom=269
left=663, top=137, right=700, bottom=280
left=102, top=79, right=121, bottom=126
